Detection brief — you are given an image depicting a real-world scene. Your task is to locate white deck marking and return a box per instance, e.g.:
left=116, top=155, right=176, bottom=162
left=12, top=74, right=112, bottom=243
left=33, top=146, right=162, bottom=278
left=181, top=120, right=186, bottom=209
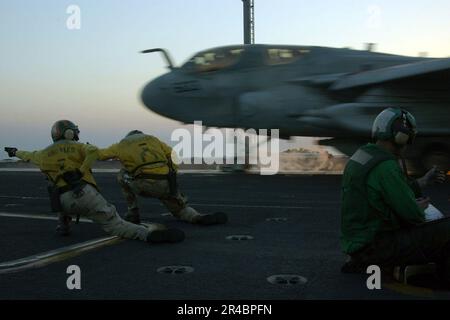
left=0, top=168, right=226, bottom=174
left=0, top=195, right=47, bottom=200
left=0, top=168, right=342, bottom=175
left=0, top=168, right=41, bottom=172
left=0, top=214, right=161, bottom=274
left=189, top=203, right=313, bottom=209
left=0, top=212, right=92, bottom=223
left=0, top=236, right=122, bottom=274
left=0, top=193, right=333, bottom=209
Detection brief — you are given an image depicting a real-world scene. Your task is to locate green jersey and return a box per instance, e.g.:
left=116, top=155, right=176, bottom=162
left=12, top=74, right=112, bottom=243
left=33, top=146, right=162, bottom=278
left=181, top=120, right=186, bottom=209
left=341, top=144, right=425, bottom=254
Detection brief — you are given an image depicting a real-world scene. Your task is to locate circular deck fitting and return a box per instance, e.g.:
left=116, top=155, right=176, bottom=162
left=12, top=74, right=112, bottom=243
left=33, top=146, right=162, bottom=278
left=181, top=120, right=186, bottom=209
left=265, top=217, right=288, bottom=222
left=157, top=266, right=194, bottom=275
left=267, top=274, right=308, bottom=286
left=226, top=235, right=254, bottom=241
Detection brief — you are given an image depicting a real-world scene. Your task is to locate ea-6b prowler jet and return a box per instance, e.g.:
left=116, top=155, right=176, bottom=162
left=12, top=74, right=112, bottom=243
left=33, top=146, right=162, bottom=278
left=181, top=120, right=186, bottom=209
left=140, top=44, right=450, bottom=172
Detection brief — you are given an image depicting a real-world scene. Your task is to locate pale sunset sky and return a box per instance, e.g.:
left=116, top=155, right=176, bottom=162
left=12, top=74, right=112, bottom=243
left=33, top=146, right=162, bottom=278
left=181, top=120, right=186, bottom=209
left=1, top=0, right=450, bottom=158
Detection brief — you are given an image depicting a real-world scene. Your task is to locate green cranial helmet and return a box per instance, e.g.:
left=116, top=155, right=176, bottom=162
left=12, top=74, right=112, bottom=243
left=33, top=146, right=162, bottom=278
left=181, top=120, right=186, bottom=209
left=372, top=108, right=417, bottom=145
left=51, top=120, right=80, bottom=142
left=125, top=130, right=143, bottom=138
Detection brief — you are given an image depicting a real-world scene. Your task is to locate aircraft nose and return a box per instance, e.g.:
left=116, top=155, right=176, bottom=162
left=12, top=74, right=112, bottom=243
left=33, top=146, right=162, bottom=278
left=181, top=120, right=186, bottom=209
left=141, top=74, right=170, bottom=114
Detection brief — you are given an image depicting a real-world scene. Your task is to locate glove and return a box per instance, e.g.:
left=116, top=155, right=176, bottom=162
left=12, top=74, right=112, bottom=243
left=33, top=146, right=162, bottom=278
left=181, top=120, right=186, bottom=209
left=417, top=166, right=447, bottom=188
left=4, top=147, right=17, bottom=158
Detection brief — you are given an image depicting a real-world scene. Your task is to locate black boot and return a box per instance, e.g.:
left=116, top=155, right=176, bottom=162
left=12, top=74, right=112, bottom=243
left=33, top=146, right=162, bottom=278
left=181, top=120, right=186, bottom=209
left=124, top=208, right=141, bottom=224
left=147, top=228, right=185, bottom=244
left=195, top=212, right=228, bottom=226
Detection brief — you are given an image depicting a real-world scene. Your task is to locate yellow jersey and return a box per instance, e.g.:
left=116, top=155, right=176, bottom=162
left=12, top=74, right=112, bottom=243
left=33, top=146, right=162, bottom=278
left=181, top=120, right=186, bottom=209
left=16, top=140, right=99, bottom=188
left=98, top=134, right=177, bottom=176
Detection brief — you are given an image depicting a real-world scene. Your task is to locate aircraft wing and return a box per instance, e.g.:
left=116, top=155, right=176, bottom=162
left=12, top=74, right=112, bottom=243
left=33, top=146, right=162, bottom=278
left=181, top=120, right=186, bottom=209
left=330, top=58, right=450, bottom=91
left=289, top=59, right=450, bottom=137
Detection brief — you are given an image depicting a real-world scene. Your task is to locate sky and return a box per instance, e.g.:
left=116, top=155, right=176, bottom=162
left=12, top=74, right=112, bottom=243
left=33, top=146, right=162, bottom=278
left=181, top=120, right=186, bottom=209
left=1, top=0, right=450, bottom=159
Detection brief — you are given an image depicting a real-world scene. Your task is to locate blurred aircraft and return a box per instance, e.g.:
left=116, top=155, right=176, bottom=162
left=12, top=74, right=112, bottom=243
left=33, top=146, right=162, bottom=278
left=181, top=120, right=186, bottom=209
left=140, top=44, right=450, bottom=172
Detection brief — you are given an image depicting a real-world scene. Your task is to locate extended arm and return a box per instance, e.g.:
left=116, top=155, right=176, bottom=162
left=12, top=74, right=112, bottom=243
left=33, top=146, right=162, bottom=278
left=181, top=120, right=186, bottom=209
left=97, top=143, right=120, bottom=161
left=378, top=162, right=425, bottom=225
left=14, top=149, right=43, bottom=166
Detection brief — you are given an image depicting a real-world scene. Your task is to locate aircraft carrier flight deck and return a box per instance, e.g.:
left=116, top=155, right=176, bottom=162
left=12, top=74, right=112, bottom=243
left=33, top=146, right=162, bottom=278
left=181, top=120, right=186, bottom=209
left=1, top=171, right=449, bottom=300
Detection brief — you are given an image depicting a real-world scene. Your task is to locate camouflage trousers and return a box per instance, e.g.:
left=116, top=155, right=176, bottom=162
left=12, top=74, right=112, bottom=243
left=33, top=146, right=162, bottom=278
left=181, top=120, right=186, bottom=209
left=60, top=184, right=161, bottom=241
left=117, top=169, right=201, bottom=223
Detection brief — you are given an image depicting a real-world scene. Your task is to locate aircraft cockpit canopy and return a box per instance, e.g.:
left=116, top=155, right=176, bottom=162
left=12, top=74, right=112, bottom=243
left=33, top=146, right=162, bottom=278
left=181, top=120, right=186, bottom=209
left=264, top=48, right=310, bottom=66
left=181, top=46, right=245, bottom=73
left=181, top=46, right=311, bottom=73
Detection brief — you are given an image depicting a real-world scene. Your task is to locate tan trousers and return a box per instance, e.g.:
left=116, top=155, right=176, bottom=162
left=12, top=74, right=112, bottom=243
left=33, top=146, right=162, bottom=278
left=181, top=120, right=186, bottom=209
left=60, top=184, right=161, bottom=241
left=117, top=170, right=201, bottom=223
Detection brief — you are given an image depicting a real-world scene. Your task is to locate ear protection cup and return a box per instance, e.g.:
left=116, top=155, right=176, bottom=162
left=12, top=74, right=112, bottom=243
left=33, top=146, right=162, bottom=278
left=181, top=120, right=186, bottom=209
left=51, top=120, right=80, bottom=142
left=394, top=131, right=410, bottom=145
left=64, top=129, right=75, bottom=140
left=391, top=110, right=416, bottom=146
